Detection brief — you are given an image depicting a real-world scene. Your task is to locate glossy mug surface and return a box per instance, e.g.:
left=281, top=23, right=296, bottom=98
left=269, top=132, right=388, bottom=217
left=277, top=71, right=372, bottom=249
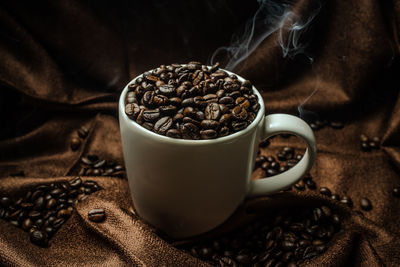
left=119, top=68, right=317, bottom=238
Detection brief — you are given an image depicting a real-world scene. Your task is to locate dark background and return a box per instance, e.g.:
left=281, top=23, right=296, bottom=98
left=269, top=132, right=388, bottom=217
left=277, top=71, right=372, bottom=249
left=0, top=0, right=400, bottom=266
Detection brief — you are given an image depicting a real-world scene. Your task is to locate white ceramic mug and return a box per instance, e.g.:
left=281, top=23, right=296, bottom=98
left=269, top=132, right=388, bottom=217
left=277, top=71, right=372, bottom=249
left=119, top=69, right=317, bottom=238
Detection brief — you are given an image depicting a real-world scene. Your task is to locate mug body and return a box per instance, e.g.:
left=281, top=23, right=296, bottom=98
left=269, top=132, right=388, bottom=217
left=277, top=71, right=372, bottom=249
left=119, top=73, right=265, bottom=238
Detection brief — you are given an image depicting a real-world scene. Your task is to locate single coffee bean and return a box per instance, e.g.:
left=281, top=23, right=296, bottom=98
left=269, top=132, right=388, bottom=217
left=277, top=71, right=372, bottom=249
left=305, top=179, right=316, bottom=190
left=369, top=141, right=378, bottom=149
left=88, top=208, right=106, bottom=222
left=361, top=142, right=371, bottom=151
left=166, top=129, right=181, bottom=138
left=294, top=181, right=305, bottom=191
left=142, top=109, right=160, bottom=122
left=154, top=116, right=173, bottom=135
left=340, top=196, right=353, bottom=207
left=77, top=126, right=89, bottom=139
left=69, top=177, right=82, bottom=188
left=200, top=120, right=219, bottom=130
left=205, top=103, right=221, bottom=120
left=319, top=187, right=332, bottom=196
left=30, top=230, right=48, bottom=247
left=331, top=194, right=340, bottom=201
left=159, top=105, right=177, bottom=115
left=22, top=218, right=33, bottom=231
left=0, top=197, right=12, bottom=207
left=33, top=197, right=45, bottom=210
left=360, top=134, right=369, bottom=142
left=200, top=129, right=217, bottom=139
left=330, top=121, right=344, bottom=129
left=231, top=121, right=247, bottom=132
left=46, top=198, right=57, bottom=210
left=70, top=137, right=81, bottom=151
left=393, top=187, right=400, bottom=197
left=52, top=218, right=65, bottom=229
left=57, top=209, right=72, bottom=219
left=360, top=198, right=372, bottom=211
left=181, top=123, right=200, bottom=140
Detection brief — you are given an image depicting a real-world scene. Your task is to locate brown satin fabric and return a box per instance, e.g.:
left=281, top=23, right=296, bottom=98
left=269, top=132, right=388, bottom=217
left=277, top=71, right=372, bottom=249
left=0, top=1, right=399, bottom=266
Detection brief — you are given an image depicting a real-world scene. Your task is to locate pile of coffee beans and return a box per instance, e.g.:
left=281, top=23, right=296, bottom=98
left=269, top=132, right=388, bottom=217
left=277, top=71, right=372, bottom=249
left=0, top=177, right=101, bottom=247
left=179, top=205, right=341, bottom=267
left=125, top=62, right=260, bottom=139
left=70, top=126, right=89, bottom=151
left=359, top=134, right=380, bottom=152
left=78, top=154, right=125, bottom=178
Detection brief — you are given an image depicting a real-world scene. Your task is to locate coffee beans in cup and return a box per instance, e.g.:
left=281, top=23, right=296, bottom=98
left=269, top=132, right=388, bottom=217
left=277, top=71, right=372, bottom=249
left=125, top=62, right=260, bottom=139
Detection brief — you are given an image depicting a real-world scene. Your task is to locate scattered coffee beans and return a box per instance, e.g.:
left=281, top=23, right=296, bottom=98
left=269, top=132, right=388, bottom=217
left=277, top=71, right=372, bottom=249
left=88, top=208, right=106, bottom=222
left=0, top=177, right=101, bottom=247
left=78, top=154, right=125, bottom=178
left=360, top=134, right=380, bottom=152
left=304, top=116, right=344, bottom=131
left=125, top=62, right=260, bottom=139
left=178, top=206, right=341, bottom=266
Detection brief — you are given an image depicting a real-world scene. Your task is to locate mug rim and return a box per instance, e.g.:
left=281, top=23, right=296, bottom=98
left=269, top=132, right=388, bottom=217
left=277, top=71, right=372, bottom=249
left=119, top=66, right=265, bottom=146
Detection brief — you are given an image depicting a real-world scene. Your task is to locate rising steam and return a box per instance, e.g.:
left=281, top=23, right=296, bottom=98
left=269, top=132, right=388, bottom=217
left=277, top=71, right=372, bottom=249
left=211, top=0, right=321, bottom=71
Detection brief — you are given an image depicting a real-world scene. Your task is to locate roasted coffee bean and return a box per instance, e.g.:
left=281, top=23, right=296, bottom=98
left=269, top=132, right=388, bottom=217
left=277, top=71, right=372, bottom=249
left=46, top=198, right=57, bottom=210
left=329, top=121, right=344, bottom=129
left=205, top=103, right=221, bottom=120
left=142, top=109, right=160, bottom=122
left=77, top=126, right=89, bottom=139
left=360, top=134, right=369, bottom=142
left=294, top=181, right=305, bottom=191
left=201, top=120, right=220, bottom=130
left=57, top=209, right=72, bottom=218
left=154, top=116, right=173, bottom=134
left=69, top=177, right=82, bottom=188
left=142, top=91, right=155, bottom=107
left=360, top=198, right=372, bottom=211
left=30, top=230, right=48, bottom=247
left=125, top=103, right=140, bottom=119
left=200, top=129, right=217, bottom=139
left=331, top=194, right=340, bottom=201
left=33, top=197, right=45, bottom=210
left=393, top=187, right=400, bottom=197
left=369, top=141, right=378, bottom=149
left=182, top=97, right=194, bottom=107
left=0, top=197, right=12, bottom=207
left=319, top=187, right=332, bottom=196
left=159, top=105, right=177, bottom=115
left=88, top=208, right=106, bottom=222
left=305, top=179, right=316, bottom=190
left=231, top=121, right=247, bottom=132
left=70, top=137, right=81, bottom=151
left=340, top=196, right=353, bottom=207
left=361, top=142, right=371, bottom=152
left=181, top=123, right=200, bottom=140
left=159, top=84, right=176, bottom=96
left=198, top=247, right=213, bottom=260
left=219, top=127, right=230, bottom=137
left=52, top=218, right=65, bottom=229
left=232, top=106, right=248, bottom=121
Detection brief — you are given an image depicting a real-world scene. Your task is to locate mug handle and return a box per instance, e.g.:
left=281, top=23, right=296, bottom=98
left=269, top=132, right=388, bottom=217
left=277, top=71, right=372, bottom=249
left=248, top=114, right=317, bottom=197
